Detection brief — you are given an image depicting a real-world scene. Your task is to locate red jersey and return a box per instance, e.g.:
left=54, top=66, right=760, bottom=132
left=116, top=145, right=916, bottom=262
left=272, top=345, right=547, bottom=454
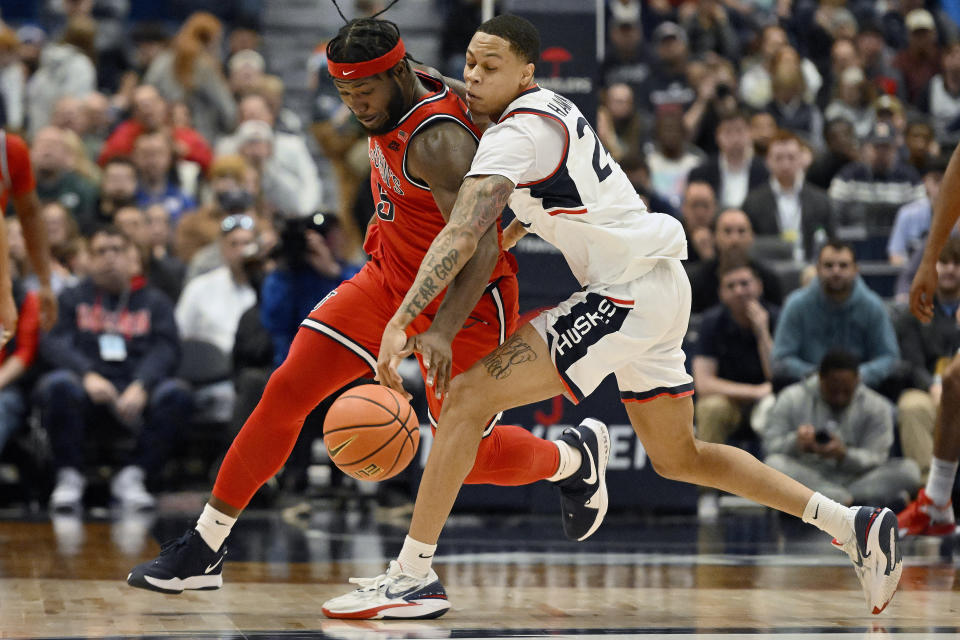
left=363, top=72, right=517, bottom=310
left=0, top=131, right=36, bottom=211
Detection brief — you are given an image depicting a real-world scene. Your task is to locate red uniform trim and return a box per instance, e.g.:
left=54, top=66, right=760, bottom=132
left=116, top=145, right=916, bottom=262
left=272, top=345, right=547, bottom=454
left=499, top=109, right=570, bottom=188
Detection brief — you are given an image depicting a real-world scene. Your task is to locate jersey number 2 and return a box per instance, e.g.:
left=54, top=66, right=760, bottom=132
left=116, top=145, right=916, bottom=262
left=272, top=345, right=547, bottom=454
left=376, top=183, right=395, bottom=221
left=576, top=116, right=612, bottom=182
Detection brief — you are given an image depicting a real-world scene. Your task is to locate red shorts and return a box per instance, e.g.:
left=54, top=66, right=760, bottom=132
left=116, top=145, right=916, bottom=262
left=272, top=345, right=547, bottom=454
left=300, top=260, right=519, bottom=432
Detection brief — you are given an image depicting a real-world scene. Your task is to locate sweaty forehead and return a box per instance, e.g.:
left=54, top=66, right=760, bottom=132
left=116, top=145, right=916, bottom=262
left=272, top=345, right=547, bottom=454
left=332, top=75, right=385, bottom=91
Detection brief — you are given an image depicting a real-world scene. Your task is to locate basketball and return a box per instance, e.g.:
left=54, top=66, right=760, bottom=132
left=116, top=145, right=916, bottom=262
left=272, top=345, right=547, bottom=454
left=322, top=384, right=420, bottom=481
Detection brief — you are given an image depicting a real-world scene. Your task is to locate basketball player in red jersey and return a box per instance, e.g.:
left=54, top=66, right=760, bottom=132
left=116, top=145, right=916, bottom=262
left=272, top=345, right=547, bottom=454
left=0, top=129, right=58, bottom=340
left=127, top=16, right=608, bottom=596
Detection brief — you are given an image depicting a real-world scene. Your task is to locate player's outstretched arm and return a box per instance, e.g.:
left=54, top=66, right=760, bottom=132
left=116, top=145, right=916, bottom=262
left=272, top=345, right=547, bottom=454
left=911, top=143, right=960, bottom=322
left=376, top=173, right=513, bottom=392
left=12, top=191, right=56, bottom=330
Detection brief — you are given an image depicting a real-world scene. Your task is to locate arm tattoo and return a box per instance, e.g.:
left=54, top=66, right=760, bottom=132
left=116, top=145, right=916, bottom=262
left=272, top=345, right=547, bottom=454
left=481, top=333, right=538, bottom=380
left=394, top=175, right=514, bottom=326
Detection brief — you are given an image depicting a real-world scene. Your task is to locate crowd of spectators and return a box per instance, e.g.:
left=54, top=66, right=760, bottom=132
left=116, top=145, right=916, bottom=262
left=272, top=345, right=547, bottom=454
left=0, top=0, right=957, bottom=518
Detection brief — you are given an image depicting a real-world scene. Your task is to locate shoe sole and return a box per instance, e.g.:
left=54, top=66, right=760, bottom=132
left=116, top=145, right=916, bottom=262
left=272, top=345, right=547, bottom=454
left=574, top=420, right=610, bottom=542
left=127, top=571, right=223, bottom=594
left=322, top=598, right=450, bottom=620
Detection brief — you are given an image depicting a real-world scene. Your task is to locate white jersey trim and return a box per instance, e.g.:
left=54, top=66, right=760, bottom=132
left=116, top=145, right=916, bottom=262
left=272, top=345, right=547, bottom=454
left=401, top=114, right=480, bottom=191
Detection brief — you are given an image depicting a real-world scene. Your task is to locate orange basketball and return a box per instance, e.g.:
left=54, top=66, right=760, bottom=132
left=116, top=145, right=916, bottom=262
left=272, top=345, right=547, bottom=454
left=322, top=384, right=420, bottom=481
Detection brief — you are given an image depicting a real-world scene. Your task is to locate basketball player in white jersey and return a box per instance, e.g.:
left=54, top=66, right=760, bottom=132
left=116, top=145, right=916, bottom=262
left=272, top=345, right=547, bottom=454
left=322, top=15, right=902, bottom=620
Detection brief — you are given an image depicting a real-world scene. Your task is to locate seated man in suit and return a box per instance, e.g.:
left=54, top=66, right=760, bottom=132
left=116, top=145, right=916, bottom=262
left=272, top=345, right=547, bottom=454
left=743, top=129, right=835, bottom=261
left=688, top=110, right=769, bottom=209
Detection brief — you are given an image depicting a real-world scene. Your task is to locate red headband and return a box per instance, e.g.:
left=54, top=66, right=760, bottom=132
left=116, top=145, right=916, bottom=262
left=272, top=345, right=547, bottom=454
left=327, top=39, right=407, bottom=80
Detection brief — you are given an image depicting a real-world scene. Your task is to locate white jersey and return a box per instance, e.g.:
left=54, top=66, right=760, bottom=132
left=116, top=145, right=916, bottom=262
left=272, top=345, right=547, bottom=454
left=467, top=86, right=687, bottom=286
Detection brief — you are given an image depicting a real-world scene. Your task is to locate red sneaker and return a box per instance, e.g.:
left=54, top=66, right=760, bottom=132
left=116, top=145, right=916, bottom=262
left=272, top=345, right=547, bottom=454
left=897, top=489, right=956, bottom=536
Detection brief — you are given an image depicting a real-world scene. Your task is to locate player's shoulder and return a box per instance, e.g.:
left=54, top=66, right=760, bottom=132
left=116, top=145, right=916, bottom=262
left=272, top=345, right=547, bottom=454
left=406, top=119, right=478, bottom=176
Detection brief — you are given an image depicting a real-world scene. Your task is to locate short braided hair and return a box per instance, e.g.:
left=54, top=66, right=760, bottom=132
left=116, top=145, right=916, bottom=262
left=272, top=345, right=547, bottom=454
left=326, top=18, right=406, bottom=65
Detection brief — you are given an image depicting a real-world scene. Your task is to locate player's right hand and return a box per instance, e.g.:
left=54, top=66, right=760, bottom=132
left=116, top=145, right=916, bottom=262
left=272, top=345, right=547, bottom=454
left=411, top=330, right=453, bottom=399
left=376, top=321, right=414, bottom=400
left=909, top=258, right=938, bottom=323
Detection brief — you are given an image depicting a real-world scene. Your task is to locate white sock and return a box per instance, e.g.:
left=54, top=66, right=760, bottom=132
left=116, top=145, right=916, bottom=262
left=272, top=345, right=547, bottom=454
left=802, top=492, right=855, bottom=544
left=396, top=535, right=437, bottom=578
left=195, top=503, right=236, bottom=552
left=547, top=440, right=582, bottom=482
left=925, top=457, right=959, bottom=507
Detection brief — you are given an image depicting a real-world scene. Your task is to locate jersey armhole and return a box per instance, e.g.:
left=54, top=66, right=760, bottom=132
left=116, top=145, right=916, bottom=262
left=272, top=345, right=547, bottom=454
left=499, top=109, right=570, bottom=188
left=401, top=115, right=481, bottom=191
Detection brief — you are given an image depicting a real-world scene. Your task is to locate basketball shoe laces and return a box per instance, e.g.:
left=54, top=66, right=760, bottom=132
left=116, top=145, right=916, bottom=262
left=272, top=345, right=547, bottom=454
left=347, top=560, right=419, bottom=596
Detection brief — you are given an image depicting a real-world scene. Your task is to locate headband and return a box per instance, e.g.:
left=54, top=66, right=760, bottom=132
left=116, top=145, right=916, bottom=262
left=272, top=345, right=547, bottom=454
left=327, top=39, right=407, bottom=80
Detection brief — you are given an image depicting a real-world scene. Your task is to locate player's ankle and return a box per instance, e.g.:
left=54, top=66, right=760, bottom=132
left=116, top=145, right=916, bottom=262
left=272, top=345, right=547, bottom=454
left=548, top=439, right=582, bottom=482
left=397, top=535, right=436, bottom=578
left=195, top=503, right=237, bottom=552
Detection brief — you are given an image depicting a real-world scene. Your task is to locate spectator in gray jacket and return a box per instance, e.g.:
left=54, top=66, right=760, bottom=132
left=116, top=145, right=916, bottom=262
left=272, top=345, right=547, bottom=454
left=763, top=349, right=921, bottom=507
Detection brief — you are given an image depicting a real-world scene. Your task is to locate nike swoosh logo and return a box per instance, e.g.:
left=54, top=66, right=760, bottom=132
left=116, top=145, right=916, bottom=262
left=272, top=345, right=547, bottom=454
left=215, top=520, right=229, bottom=526
left=814, top=505, right=819, bottom=520
left=582, top=445, right=597, bottom=485
left=418, top=553, right=433, bottom=559
left=205, top=555, right=225, bottom=574
left=328, top=436, right=357, bottom=459
left=342, top=70, right=356, bottom=75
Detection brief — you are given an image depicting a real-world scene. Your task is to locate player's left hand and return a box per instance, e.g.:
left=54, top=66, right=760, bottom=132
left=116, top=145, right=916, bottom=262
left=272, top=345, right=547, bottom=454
left=376, top=321, right=414, bottom=400
left=411, top=330, right=453, bottom=399
left=37, top=283, right=58, bottom=332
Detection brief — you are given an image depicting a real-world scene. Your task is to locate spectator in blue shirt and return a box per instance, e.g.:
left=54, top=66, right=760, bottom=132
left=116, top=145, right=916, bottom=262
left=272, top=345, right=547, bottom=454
left=133, top=131, right=196, bottom=225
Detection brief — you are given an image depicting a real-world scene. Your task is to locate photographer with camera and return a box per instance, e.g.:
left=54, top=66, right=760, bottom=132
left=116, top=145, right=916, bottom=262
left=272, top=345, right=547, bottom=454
left=260, top=212, right=359, bottom=368
left=762, top=348, right=921, bottom=507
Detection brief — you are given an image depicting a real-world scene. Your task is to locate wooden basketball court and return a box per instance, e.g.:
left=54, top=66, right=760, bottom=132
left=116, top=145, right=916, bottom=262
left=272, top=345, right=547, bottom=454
left=0, top=500, right=957, bottom=640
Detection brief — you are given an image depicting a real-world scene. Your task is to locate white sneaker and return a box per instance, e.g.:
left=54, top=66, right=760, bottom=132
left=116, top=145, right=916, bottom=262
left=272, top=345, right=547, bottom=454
left=322, top=560, right=450, bottom=620
left=50, top=467, right=85, bottom=511
left=111, top=466, right=156, bottom=510
left=838, top=506, right=903, bottom=614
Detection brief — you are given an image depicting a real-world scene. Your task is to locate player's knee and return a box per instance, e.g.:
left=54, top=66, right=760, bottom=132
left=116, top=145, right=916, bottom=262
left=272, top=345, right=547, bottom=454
left=647, top=440, right=703, bottom=482
left=445, top=372, right=490, bottom=420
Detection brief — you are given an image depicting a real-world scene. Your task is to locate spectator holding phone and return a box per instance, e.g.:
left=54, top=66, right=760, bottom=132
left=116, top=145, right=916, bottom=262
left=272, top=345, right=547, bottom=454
left=762, top=349, right=921, bottom=507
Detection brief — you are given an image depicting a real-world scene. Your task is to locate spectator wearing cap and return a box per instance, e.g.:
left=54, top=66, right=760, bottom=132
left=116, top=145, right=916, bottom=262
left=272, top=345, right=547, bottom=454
left=25, top=17, right=96, bottom=137
left=743, top=130, right=834, bottom=261
left=600, top=1, right=649, bottom=98
left=132, top=131, right=196, bottom=225
left=98, top=85, right=213, bottom=173
left=143, top=12, right=236, bottom=145
left=175, top=214, right=257, bottom=357
left=688, top=110, right=769, bottom=210
left=228, top=49, right=266, bottom=101
left=740, top=25, right=822, bottom=111
left=807, top=118, right=859, bottom=191
left=16, top=25, right=46, bottom=78
left=882, top=2, right=959, bottom=52
left=874, top=94, right=907, bottom=136
left=0, top=26, right=26, bottom=131
left=637, top=22, right=697, bottom=114
left=219, top=94, right=321, bottom=217
left=922, top=41, right=960, bottom=148
left=892, top=9, right=942, bottom=107
left=30, top=125, right=98, bottom=225
left=829, top=121, right=925, bottom=228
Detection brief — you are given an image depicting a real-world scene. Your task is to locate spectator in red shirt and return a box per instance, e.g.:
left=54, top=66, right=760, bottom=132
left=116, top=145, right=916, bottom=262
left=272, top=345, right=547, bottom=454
left=0, top=278, right=40, bottom=459
left=893, top=9, right=942, bottom=107
left=0, top=129, right=58, bottom=338
left=97, top=85, right=213, bottom=173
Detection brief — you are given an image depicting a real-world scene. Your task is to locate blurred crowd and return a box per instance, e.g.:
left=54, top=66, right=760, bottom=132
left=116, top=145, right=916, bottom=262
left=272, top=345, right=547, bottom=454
left=0, top=0, right=957, bottom=517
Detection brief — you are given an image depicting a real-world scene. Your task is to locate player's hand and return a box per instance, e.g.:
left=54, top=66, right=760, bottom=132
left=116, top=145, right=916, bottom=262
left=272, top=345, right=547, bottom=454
left=0, top=288, right=16, bottom=347
left=796, top=423, right=816, bottom=452
left=83, top=371, right=119, bottom=405
left=37, top=283, right=58, bottom=331
left=115, top=381, right=148, bottom=426
left=819, top=435, right=847, bottom=461
left=501, top=219, right=528, bottom=251
left=910, top=258, right=938, bottom=323
left=411, top=330, right=454, bottom=399
left=376, top=320, right=413, bottom=400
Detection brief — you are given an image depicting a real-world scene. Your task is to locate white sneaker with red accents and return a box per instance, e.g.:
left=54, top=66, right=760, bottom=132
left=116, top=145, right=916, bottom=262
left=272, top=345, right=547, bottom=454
left=835, top=506, right=903, bottom=614
left=321, top=561, right=450, bottom=620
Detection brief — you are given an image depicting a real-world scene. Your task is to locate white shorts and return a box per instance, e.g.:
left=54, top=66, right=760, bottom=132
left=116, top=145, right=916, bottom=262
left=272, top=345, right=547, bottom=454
left=530, top=258, right=694, bottom=404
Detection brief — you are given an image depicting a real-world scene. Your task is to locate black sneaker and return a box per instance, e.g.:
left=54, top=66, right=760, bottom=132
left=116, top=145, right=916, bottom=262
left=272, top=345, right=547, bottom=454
left=127, top=528, right=227, bottom=594
left=555, top=418, right=610, bottom=541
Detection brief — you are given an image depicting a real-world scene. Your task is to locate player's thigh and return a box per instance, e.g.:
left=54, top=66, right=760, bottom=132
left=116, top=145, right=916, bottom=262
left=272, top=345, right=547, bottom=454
left=442, top=323, right=566, bottom=422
